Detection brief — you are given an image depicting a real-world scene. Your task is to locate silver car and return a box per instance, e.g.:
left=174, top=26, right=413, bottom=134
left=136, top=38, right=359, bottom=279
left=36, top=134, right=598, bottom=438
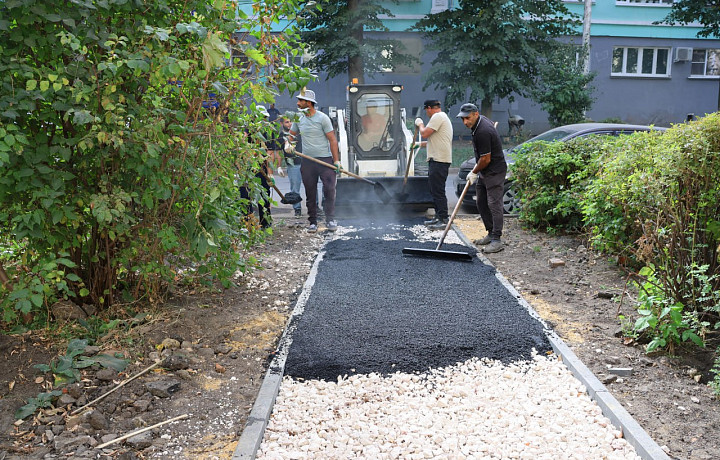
left=454, top=122, right=667, bottom=215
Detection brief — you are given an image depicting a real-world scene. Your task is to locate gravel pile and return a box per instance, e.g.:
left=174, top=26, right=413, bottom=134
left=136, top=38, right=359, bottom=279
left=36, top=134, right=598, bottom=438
left=258, top=353, right=640, bottom=459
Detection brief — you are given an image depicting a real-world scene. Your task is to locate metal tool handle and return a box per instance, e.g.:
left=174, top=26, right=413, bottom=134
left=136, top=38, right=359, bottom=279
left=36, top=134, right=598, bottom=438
left=291, top=149, right=376, bottom=185
left=403, top=126, right=421, bottom=187
left=435, top=176, right=473, bottom=251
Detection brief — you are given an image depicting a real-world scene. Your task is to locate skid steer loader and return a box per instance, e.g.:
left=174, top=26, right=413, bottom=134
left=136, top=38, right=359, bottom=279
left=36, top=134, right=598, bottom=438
left=328, top=83, right=432, bottom=209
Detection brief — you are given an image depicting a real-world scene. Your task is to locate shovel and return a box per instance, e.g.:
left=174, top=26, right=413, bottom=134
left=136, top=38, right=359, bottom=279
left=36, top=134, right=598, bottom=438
left=402, top=172, right=474, bottom=261
left=291, top=150, right=392, bottom=204
left=395, top=126, right=421, bottom=202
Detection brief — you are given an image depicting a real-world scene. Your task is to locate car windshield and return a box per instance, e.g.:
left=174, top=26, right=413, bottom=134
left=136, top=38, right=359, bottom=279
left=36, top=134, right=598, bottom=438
left=527, top=128, right=580, bottom=143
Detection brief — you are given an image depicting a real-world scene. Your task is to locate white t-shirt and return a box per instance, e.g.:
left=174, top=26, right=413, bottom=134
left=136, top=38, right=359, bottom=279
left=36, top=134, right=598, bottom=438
left=426, top=111, right=453, bottom=163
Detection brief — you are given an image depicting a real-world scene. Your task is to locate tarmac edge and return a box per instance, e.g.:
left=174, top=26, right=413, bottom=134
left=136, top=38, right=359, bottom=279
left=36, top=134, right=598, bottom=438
left=453, top=224, right=671, bottom=460
left=231, top=247, right=327, bottom=460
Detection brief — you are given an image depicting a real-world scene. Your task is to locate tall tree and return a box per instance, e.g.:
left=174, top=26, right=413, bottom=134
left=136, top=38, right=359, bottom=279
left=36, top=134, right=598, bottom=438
left=414, top=0, right=579, bottom=117
left=659, top=0, right=720, bottom=38
left=299, top=0, right=417, bottom=84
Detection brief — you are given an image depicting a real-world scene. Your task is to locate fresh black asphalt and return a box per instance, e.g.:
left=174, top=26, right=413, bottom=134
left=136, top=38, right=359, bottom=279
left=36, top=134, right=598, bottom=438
left=283, top=219, right=553, bottom=381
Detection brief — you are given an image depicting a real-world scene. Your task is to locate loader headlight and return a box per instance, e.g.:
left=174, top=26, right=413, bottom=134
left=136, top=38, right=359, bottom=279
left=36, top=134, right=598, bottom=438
left=349, top=86, right=359, bottom=93
left=392, top=85, right=402, bottom=92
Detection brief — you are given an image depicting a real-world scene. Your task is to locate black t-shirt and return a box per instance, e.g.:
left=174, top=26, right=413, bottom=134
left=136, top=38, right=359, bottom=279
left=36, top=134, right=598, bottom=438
left=471, top=116, right=506, bottom=176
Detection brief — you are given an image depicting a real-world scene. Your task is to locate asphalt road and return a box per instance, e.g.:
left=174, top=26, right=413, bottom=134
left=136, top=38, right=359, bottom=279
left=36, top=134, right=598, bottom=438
left=283, top=221, right=552, bottom=381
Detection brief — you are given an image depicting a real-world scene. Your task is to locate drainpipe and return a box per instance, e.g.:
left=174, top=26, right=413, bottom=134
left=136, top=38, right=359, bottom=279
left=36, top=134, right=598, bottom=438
left=582, top=0, right=592, bottom=75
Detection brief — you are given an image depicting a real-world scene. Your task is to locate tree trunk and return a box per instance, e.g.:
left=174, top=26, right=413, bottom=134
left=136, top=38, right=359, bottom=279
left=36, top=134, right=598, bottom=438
left=347, top=0, right=364, bottom=84
left=480, top=98, right=493, bottom=119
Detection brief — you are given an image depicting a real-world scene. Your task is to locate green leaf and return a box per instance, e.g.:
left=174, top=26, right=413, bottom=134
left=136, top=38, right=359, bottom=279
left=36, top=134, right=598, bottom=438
left=40, top=81, right=50, bottom=91
left=244, top=48, right=267, bottom=66
left=91, top=353, right=129, bottom=372
left=30, top=294, right=44, bottom=308
left=26, top=80, right=37, bottom=91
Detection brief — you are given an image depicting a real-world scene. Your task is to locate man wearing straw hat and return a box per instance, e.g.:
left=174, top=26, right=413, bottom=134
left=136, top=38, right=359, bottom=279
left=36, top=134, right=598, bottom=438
left=285, top=88, right=341, bottom=233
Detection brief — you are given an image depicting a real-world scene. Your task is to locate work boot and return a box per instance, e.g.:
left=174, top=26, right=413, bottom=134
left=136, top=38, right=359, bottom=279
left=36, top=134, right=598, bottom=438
left=426, top=218, right=449, bottom=230
left=473, top=235, right=492, bottom=245
left=424, top=217, right=439, bottom=226
left=483, top=240, right=504, bottom=253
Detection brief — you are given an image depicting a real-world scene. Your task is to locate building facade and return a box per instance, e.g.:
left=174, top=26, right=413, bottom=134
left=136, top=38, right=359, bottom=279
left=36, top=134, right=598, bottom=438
left=266, top=0, right=720, bottom=136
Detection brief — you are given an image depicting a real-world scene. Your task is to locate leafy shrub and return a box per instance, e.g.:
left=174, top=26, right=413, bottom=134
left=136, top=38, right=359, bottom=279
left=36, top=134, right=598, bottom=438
left=0, top=0, right=313, bottom=324
left=511, top=136, right=607, bottom=231
left=631, top=266, right=705, bottom=354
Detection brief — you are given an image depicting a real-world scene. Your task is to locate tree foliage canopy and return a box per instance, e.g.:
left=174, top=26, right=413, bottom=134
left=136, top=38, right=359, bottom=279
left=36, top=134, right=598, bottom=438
left=413, top=0, right=579, bottom=114
left=0, top=0, right=312, bottom=323
left=659, top=0, right=720, bottom=38
left=299, top=0, right=417, bottom=83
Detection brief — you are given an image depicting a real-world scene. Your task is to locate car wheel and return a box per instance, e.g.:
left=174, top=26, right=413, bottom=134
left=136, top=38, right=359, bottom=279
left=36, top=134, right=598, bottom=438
left=503, top=180, right=521, bottom=215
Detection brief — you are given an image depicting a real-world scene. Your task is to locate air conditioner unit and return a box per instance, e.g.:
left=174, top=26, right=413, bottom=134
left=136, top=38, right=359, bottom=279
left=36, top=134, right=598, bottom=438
left=674, top=47, right=692, bottom=62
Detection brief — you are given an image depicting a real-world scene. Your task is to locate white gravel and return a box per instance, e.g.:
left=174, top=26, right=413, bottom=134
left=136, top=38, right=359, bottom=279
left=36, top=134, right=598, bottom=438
left=257, top=353, right=640, bottom=459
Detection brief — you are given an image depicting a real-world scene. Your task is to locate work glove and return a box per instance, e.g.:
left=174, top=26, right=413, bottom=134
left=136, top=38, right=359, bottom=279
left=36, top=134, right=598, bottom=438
left=334, top=161, right=342, bottom=174
left=284, top=141, right=294, bottom=154
left=277, top=167, right=285, bottom=177
left=410, top=142, right=420, bottom=152
left=466, top=171, right=478, bottom=185
left=414, top=117, right=423, bottom=127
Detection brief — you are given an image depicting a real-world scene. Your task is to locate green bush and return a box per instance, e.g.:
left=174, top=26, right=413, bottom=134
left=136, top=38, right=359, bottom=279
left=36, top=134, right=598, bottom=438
left=582, top=114, right=720, bottom=353
left=0, top=0, right=313, bottom=325
left=511, top=136, right=607, bottom=231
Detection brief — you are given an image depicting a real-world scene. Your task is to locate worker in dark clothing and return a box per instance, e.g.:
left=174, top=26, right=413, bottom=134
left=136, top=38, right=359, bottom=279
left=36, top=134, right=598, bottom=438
left=456, top=103, right=507, bottom=253
left=239, top=105, right=280, bottom=229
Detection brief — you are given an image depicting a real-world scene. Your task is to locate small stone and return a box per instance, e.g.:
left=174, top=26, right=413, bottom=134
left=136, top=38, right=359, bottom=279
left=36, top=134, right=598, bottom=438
left=100, top=433, right=117, bottom=444
left=87, top=410, right=108, bottom=430
left=96, top=368, right=117, bottom=382
left=691, top=396, right=700, bottom=404
left=548, top=258, right=565, bottom=268
left=601, top=374, right=618, bottom=384
left=215, top=344, right=232, bottom=354
left=162, top=353, right=190, bottom=371
left=126, top=431, right=153, bottom=449
left=45, top=430, right=54, bottom=443
left=181, top=341, right=193, bottom=350
left=215, top=363, right=226, bottom=374
left=66, top=383, right=83, bottom=399
left=197, top=347, right=215, bottom=358
left=145, top=379, right=181, bottom=398
left=132, top=399, right=151, bottom=412
left=58, top=394, right=77, bottom=406
left=597, top=291, right=614, bottom=299
left=608, top=367, right=633, bottom=376
left=161, top=338, right=181, bottom=350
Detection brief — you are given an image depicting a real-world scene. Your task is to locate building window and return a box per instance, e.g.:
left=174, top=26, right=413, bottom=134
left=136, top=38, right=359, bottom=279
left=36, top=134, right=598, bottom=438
left=611, top=47, right=670, bottom=77
left=615, top=0, right=674, bottom=5
left=691, top=49, right=720, bottom=77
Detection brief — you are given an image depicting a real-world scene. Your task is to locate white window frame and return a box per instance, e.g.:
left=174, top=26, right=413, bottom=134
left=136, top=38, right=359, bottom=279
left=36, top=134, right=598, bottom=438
left=615, top=0, right=674, bottom=6
left=611, top=46, right=671, bottom=77
left=690, top=49, right=720, bottom=78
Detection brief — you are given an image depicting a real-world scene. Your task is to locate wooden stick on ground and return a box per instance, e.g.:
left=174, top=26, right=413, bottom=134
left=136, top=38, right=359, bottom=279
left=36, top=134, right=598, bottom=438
left=95, top=414, right=189, bottom=449
left=71, top=361, right=160, bottom=416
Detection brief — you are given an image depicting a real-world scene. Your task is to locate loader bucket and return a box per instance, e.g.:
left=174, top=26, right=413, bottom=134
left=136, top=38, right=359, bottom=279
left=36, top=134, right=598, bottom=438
left=335, top=176, right=432, bottom=207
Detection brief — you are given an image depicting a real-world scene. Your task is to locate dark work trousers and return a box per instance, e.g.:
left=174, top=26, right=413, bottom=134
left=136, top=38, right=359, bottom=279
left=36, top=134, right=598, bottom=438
left=239, top=172, right=271, bottom=229
left=428, top=160, right=450, bottom=221
left=301, top=156, right=336, bottom=225
left=475, top=172, right=506, bottom=240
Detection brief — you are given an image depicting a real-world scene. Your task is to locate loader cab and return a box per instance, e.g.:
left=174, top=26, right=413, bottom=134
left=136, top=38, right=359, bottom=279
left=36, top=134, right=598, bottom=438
left=347, top=84, right=405, bottom=167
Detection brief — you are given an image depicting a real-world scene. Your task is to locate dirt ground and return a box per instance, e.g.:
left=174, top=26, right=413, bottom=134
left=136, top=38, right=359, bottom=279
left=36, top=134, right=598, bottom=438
left=0, top=212, right=718, bottom=459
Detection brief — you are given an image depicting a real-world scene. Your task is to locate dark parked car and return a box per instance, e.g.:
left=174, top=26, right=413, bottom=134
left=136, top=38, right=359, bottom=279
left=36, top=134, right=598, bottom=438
left=454, top=123, right=667, bottom=215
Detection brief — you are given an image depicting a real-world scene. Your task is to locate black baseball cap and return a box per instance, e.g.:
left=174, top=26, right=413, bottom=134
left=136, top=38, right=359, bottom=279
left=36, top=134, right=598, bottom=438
left=423, top=99, right=441, bottom=109
left=456, top=103, right=479, bottom=118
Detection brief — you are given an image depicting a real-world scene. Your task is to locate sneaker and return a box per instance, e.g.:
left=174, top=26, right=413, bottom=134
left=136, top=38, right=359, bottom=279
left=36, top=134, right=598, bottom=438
left=326, top=220, right=337, bottom=232
left=483, top=240, right=504, bottom=253
left=473, top=235, right=492, bottom=245
left=426, top=219, right=449, bottom=230
left=294, top=209, right=302, bottom=217
left=424, top=218, right=439, bottom=226
left=307, top=223, right=317, bottom=233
